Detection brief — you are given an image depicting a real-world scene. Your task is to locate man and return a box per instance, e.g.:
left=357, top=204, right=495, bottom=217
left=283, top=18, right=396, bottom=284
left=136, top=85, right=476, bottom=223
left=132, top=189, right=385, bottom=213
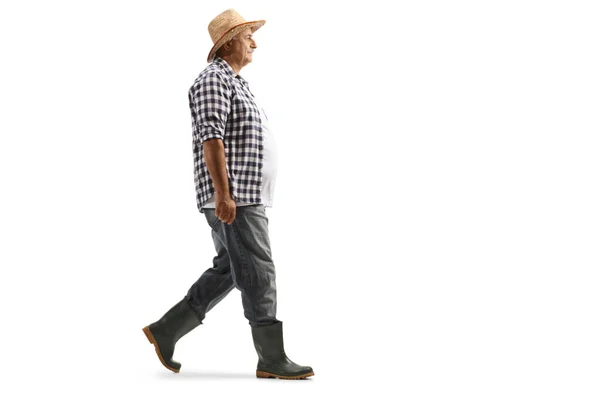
left=142, top=9, right=314, bottom=380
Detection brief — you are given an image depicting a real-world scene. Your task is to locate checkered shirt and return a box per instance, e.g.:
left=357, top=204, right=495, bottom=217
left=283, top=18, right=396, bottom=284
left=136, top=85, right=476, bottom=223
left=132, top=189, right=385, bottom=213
left=188, top=57, right=264, bottom=213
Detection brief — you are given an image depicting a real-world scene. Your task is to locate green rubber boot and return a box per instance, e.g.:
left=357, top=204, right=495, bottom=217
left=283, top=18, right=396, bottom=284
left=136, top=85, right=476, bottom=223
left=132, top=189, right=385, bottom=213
left=142, top=298, right=201, bottom=372
left=251, top=321, right=314, bottom=380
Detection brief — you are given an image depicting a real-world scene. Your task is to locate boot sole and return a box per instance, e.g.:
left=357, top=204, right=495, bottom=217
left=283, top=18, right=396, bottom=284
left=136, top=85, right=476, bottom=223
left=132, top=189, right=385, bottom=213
left=143, top=326, right=180, bottom=373
left=256, top=370, right=315, bottom=380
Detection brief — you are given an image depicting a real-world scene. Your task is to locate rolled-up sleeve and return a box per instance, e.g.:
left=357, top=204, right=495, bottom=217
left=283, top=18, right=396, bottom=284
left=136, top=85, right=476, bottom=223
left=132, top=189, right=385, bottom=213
left=188, top=71, right=232, bottom=144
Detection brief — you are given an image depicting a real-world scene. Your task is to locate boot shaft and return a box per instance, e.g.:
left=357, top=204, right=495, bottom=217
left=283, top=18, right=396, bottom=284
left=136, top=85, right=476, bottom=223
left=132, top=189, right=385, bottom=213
left=151, top=298, right=201, bottom=343
left=251, top=321, right=286, bottom=363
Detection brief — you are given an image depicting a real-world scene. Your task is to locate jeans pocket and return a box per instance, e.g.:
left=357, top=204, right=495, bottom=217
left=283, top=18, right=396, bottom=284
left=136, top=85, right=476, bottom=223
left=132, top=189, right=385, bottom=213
left=204, top=210, right=220, bottom=231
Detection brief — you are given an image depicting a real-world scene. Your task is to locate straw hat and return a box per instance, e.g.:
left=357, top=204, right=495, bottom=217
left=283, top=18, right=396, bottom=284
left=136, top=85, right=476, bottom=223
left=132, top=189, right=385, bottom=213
left=206, top=9, right=266, bottom=63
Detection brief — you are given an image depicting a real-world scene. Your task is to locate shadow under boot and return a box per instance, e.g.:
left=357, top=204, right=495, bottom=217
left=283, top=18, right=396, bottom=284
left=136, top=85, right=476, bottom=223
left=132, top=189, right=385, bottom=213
left=251, top=321, right=314, bottom=380
left=142, top=298, right=201, bottom=373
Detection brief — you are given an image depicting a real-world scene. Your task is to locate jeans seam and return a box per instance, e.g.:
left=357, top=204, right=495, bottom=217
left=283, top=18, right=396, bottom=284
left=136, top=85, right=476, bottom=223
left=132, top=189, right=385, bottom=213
left=205, top=228, right=234, bottom=308
left=231, top=221, right=256, bottom=324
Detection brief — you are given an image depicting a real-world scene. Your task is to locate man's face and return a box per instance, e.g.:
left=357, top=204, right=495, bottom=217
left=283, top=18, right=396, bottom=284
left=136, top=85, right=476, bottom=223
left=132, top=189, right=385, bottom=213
left=231, top=28, right=257, bottom=66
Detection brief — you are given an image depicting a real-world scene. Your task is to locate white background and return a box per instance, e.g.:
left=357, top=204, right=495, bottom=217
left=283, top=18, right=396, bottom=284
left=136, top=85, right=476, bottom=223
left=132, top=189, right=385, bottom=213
left=1, top=0, right=599, bottom=398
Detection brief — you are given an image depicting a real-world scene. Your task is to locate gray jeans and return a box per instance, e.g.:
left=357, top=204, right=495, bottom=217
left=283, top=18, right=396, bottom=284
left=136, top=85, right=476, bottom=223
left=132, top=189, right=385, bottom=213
left=186, top=204, right=279, bottom=327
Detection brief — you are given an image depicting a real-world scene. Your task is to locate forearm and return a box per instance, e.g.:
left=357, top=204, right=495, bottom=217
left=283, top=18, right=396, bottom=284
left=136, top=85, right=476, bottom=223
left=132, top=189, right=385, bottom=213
left=203, top=138, right=231, bottom=199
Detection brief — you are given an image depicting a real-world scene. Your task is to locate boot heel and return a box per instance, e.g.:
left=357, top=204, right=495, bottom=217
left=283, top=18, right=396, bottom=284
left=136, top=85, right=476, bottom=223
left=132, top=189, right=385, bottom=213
left=256, top=370, right=274, bottom=379
left=142, top=326, right=154, bottom=344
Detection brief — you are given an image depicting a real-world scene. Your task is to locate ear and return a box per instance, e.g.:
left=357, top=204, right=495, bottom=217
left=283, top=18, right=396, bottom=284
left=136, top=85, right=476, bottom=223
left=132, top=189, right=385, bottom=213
left=223, top=39, right=234, bottom=50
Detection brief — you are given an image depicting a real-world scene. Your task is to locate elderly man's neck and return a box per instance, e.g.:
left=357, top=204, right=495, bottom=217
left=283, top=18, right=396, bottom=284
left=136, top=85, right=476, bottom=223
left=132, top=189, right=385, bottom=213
left=220, top=56, right=244, bottom=75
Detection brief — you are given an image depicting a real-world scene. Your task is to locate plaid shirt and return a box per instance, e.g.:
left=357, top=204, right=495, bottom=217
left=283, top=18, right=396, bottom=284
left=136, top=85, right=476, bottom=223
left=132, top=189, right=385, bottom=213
left=188, top=57, right=264, bottom=213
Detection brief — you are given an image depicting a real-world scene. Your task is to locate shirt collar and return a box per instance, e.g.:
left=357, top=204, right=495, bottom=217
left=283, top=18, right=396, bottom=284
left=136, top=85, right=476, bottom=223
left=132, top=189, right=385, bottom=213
left=213, top=56, right=247, bottom=84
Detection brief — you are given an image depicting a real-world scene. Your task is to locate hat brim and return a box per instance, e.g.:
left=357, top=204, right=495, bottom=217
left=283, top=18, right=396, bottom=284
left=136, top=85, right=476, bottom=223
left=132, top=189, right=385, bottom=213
left=207, top=20, right=266, bottom=63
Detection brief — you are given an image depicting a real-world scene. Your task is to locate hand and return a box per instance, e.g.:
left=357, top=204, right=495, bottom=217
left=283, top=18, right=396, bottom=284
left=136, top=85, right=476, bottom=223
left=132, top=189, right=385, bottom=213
left=215, top=194, right=236, bottom=225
